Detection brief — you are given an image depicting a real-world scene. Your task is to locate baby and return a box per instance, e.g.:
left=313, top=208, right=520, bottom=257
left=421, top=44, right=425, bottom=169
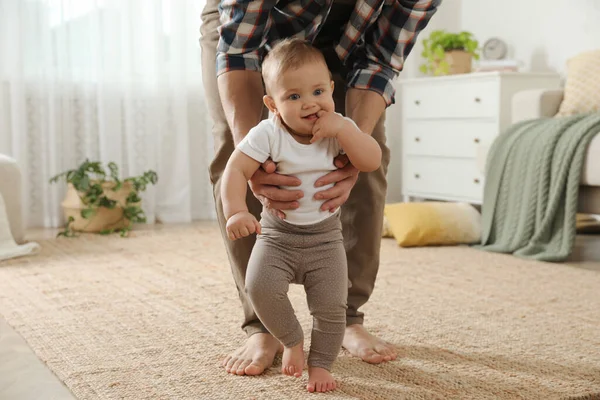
left=221, top=38, right=382, bottom=393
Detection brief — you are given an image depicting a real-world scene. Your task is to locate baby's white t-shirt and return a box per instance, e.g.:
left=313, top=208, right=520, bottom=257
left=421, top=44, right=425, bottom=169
left=237, top=116, right=347, bottom=225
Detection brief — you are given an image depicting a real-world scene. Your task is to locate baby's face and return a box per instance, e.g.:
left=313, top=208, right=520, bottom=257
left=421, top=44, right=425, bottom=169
left=266, top=60, right=335, bottom=136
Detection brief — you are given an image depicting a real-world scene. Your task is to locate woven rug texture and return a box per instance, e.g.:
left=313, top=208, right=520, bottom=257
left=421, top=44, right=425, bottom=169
left=0, top=224, right=599, bottom=400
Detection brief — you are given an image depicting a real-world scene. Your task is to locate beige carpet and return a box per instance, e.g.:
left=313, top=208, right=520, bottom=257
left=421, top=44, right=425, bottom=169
left=1, top=223, right=599, bottom=400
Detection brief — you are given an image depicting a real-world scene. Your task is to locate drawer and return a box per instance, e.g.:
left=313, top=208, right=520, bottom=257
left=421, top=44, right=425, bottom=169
left=404, top=120, right=498, bottom=158
left=402, top=80, right=499, bottom=119
left=404, top=157, right=484, bottom=200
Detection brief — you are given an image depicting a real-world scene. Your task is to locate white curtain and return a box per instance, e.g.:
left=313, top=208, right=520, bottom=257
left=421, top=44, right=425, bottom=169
left=0, top=0, right=215, bottom=228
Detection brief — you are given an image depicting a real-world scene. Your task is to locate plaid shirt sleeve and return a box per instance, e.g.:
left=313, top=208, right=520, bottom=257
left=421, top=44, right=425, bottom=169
left=216, top=0, right=277, bottom=77
left=348, top=0, right=441, bottom=106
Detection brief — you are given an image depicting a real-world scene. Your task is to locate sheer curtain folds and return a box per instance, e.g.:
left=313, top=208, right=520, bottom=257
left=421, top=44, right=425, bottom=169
left=0, top=0, right=214, bottom=228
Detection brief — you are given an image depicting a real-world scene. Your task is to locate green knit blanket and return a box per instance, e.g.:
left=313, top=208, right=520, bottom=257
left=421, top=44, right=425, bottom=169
left=479, top=113, right=600, bottom=262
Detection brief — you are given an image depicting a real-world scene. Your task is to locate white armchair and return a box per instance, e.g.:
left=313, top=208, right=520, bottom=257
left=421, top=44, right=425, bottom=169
left=510, top=89, right=564, bottom=124
left=477, top=88, right=600, bottom=215
left=0, top=154, right=25, bottom=243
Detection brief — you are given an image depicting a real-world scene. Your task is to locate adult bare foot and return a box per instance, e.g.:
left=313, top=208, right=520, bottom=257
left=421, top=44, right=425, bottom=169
left=342, top=324, right=397, bottom=364
left=307, top=367, right=337, bottom=393
left=222, top=333, right=283, bottom=376
left=281, top=341, right=304, bottom=377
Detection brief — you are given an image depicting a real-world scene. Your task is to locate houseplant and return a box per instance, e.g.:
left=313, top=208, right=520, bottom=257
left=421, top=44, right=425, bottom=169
left=49, top=160, right=158, bottom=237
left=420, top=30, right=480, bottom=76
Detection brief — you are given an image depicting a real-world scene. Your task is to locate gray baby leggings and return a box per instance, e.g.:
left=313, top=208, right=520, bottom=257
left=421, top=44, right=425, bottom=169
left=245, top=211, right=348, bottom=371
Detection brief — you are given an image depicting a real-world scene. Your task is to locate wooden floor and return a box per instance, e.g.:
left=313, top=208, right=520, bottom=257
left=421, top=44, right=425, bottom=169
left=1, top=223, right=599, bottom=400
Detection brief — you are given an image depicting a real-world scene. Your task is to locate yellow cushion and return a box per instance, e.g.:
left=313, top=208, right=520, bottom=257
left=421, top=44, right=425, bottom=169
left=556, top=49, right=600, bottom=116
left=381, top=216, right=394, bottom=238
left=383, top=202, right=481, bottom=247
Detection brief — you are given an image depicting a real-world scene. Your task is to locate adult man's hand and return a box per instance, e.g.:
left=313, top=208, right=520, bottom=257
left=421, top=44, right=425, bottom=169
left=313, top=154, right=359, bottom=213
left=249, top=159, right=303, bottom=219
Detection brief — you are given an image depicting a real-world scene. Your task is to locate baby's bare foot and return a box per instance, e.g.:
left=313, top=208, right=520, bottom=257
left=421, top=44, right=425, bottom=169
left=282, top=341, right=304, bottom=377
left=343, top=324, right=397, bottom=364
left=307, top=367, right=337, bottom=393
left=222, top=333, right=282, bottom=376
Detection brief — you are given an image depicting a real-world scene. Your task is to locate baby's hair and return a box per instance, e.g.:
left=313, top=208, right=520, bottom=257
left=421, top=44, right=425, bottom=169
left=262, top=38, right=330, bottom=94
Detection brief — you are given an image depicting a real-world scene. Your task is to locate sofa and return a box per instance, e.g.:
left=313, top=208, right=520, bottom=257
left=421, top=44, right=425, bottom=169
left=478, top=47, right=600, bottom=216
left=477, top=88, right=600, bottom=215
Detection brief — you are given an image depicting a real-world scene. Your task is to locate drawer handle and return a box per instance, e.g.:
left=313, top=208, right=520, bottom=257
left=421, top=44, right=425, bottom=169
left=415, top=137, right=420, bottom=142
left=474, top=138, right=480, bottom=144
left=474, top=97, right=481, bottom=103
left=414, top=174, right=420, bottom=179
left=474, top=178, right=480, bottom=184
left=414, top=100, right=421, bottom=106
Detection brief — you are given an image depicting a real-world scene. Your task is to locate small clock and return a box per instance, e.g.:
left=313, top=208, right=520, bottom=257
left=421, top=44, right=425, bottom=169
left=482, top=37, right=508, bottom=60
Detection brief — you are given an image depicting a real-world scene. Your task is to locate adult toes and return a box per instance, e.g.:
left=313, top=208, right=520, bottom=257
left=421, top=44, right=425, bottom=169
left=245, top=362, right=265, bottom=376
left=361, top=349, right=384, bottom=364
left=376, top=343, right=398, bottom=360
left=225, top=357, right=238, bottom=373
left=230, top=359, right=244, bottom=375
left=236, top=359, right=251, bottom=375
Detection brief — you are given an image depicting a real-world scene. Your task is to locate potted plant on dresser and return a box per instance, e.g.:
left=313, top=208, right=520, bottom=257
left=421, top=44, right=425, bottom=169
left=420, top=30, right=480, bottom=76
left=50, top=160, right=158, bottom=237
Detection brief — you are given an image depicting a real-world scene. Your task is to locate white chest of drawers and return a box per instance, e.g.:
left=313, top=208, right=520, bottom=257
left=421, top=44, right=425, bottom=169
left=400, top=72, right=561, bottom=204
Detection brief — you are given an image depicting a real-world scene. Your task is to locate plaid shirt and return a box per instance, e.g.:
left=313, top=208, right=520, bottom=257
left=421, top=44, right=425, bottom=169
left=216, top=0, right=441, bottom=105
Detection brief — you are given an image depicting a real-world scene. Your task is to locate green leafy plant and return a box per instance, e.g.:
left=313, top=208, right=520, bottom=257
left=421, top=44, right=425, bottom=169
left=420, top=30, right=480, bottom=75
left=49, top=160, right=158, bottom=237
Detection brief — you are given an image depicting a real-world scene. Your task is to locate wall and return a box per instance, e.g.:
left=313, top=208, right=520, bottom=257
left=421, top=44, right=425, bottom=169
left=460, top=0, right=600, bottom=75
left=385, top=0, right=600, bottom=203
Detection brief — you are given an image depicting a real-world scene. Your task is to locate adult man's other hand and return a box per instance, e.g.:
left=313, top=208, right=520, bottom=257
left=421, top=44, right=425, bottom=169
left=249, top=159, right=303, bottom=219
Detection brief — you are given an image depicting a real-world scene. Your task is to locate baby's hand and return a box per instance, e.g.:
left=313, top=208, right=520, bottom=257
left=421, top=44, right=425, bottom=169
left=226, top=211, right=262, bottom=240
left=311, top=111, right=347, bottom=143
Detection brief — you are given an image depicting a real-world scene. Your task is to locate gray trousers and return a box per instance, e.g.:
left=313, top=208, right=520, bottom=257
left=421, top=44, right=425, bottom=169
left=246, top=212, right=347, bottom=370
left=200, top=0, right=390, bottom=337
